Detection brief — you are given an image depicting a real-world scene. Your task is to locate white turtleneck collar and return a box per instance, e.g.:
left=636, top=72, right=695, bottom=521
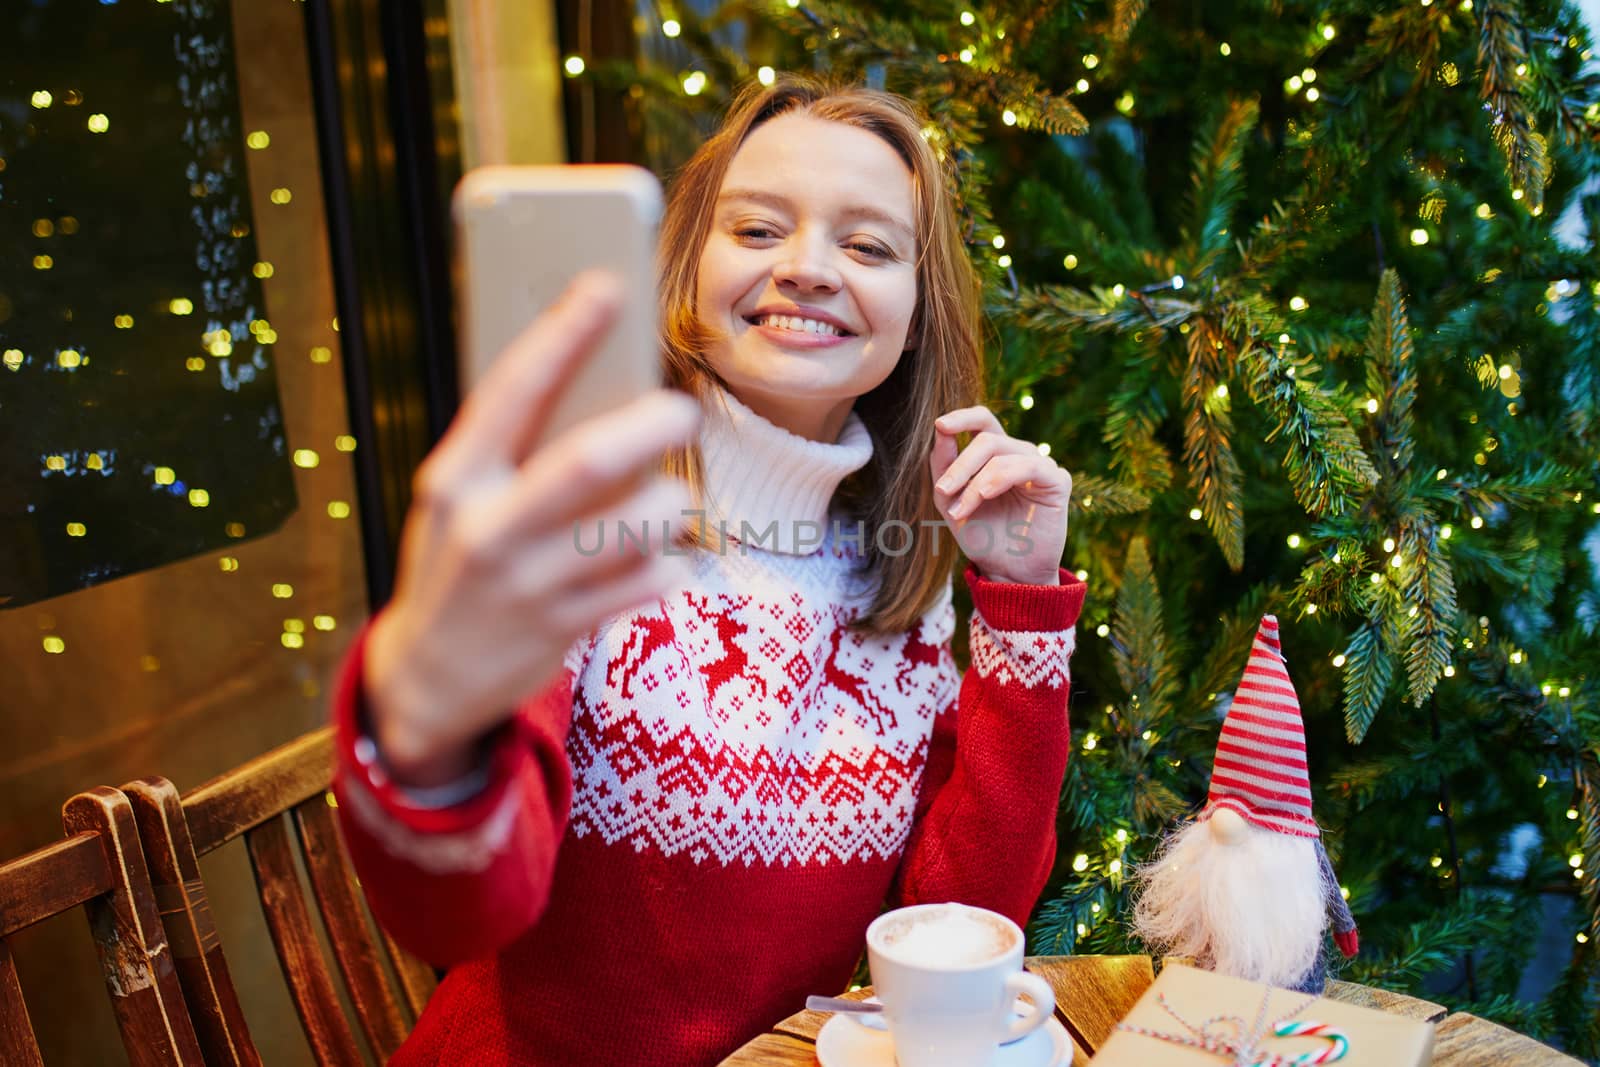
left=696, top=387, right=874, bottom=556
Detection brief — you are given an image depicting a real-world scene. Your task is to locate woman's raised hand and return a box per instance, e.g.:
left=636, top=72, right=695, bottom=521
left=930, top=405, right=1071, bottom=587
left=364, top=272, right=702, bottom=788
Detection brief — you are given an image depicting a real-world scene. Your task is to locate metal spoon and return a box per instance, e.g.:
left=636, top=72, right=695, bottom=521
left=806, top=995, right=883, bottom=1015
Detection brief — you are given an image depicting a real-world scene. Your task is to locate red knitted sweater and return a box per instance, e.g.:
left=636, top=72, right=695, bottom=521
left=330, top=392, right=1085, bottom=1065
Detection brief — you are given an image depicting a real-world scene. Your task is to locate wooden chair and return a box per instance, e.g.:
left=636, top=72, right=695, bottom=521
left=0, top=787, right=205, bottom=1065
left=122, top=727, right=437, bottom=1066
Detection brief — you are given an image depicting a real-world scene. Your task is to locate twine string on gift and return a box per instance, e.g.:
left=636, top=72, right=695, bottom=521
left=1113, top=989, right=1350, bottom=1067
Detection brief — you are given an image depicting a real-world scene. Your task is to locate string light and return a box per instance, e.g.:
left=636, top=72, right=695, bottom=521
left=1441, top=525, right=1453, bottom=539
left=757, top=66, right=776, bottom=86
left=1471, top=516, right=1484, bottom=529
left=1063, top=254, right=1078, bottom=269
left=327, top=501, right=352, bottom=519
left=1189, top=508, right=1203, bottom=520
left=1289, top=296, right=1308, bottom=311
left=682, top=71, right=708, bottom=95
left=1095, top=624, right=1110, bottom=637
left=1220, top=42, right=1231, bottom=56
left=1002, top=109, right=1017, bottom=126
left=1569, top=808, right=1581, bottom=820
left=1020, top=393, right=1034, bottom=410
left=1073, top=853, right=1089, bottom=872
left=662, top=18, right=681, bottom=37
left=960, top=10, right=975, bottom=25
left=564, top=55, right=586, bottom=76
left=1443, top=664, right=1455, bottom=677
left=86, top=113, right=109, bottom=133
left=1287, top=534, right=1302, bottom=548
left=1332, top=654, right=1347, bottom=668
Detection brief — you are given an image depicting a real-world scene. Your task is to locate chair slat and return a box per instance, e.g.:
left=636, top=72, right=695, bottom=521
left=63, top=788, right=206, bottom=1067
left=0, top=833, right=112, bottom=937
left=380, top=926, right=438, bottom=1024
left=294, top=795, right=409, bottom=1060
left=246, top=814, right=364, bottom=1067
left=0, top=941, right=44, bottom=1067
left=124, top=777, right=263, bottom=1067
left=187, top=730, right=334, bottom=854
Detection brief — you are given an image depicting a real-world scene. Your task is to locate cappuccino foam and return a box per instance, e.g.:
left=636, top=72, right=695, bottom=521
left=879, top=906, right=1013, bottom=967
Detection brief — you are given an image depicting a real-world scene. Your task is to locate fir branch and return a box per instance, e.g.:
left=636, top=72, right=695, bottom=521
left=1070, top=474, right=1150, bottom=517
left=1103, top=377, right=1175, bottom=494
left=1132, top=776, right=1189, bottom=827
left=1294, top=542, right=1371, bottom=618
left=1342, top=619, right=1394, bottom=744
left=1112, top=537, right=1174, bottom=722
left=1237, top=331, right=1379, bottom=518
left=1181, top=586, right=1273, bottom=713
left=1579, top=750, right=1600, bottom=943
left=1183, top=320, right=1245, bottom=569
left=1398, top=520, right=1458, bottom=706
left=1110, top=0, right=1148, bottom=44
left=1345, top=896, right=1514, bottom=989
left=1449, top=995, right=1556, bottom=1041
left=1186, top=98, right=1260, bottom=272
left=1013, top=284, right=1192, bottom=336
left=1365, top=269, right=1418, bottom=476
left=1478, top=0, right=1551, bottom=213
left=1543, top=952, right=1600, bottom=1059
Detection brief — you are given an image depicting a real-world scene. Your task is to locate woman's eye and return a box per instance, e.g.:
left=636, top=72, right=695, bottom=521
left=735, top=227, right=777, bottom=241
left=850, top=242, right=891, bottom=258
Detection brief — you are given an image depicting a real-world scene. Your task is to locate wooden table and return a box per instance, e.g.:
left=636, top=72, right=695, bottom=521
left=719, top=956, right=1584, bottom=1065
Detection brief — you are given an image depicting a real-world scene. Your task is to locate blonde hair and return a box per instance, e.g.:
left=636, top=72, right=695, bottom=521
left=657, top=74, right=984, bottom=635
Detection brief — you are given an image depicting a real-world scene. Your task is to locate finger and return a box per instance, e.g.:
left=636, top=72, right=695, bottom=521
left=934, top=431, right=1034, bottom=502
left=500, top=390, right=702, bottom=541
left=929, top=422, right=959, bottom=487
left=504, top=475, right=694, bottom=599
left=933, top=405, right=1005, bottom=438
left=950, top=454, right=1060, bottom=519
left=434, top=270, right=626, bottom=474
left=546, top=551, right=694, bottom=635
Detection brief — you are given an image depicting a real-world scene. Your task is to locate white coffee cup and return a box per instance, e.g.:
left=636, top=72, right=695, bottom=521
left=865, top=902, right=1055, bottom=1067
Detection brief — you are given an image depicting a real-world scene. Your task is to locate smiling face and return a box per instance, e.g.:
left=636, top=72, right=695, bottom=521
left=694, top=111, right=919, bottom=442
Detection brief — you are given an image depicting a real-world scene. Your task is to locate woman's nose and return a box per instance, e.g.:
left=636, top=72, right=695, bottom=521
left=772, top=245, right=841, bottom=293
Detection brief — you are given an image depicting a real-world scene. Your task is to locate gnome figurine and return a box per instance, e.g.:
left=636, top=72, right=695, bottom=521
left=1131, top=615, right=1358, bottom=994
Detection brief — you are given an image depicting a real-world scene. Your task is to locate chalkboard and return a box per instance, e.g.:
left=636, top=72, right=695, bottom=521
left=0, top=0, right=296, bottom=608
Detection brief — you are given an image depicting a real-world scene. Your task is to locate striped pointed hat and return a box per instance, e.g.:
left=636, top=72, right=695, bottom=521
left=1202, top=615, right=1320, bottom=838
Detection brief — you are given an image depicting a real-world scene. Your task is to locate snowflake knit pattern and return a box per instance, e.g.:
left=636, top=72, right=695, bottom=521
left=331, top=387, right=1086, bottom=1065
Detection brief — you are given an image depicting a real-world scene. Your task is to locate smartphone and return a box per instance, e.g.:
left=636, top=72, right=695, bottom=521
left=452, top=164, right=664, bottom=450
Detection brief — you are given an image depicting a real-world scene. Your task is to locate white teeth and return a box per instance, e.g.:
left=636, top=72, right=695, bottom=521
left=755, top=314, right=843, bottom=336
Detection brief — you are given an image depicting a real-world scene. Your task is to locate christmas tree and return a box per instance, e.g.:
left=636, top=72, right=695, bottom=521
left=574, top=0, right=1600, bottom=1053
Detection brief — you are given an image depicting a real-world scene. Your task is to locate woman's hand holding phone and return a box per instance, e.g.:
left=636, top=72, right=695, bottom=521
left=363, top=272, right=701, bottom=788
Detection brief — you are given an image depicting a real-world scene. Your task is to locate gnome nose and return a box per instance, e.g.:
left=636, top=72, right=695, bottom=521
left=1210, top=807, right=1250, bottom=845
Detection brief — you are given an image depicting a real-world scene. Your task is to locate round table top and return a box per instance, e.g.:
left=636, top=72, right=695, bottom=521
left=718, top=955, right=1583, bottom=1066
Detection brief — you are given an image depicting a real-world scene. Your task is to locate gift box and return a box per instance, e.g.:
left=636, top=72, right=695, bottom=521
left=1092, top=963, right=1434, bottom=1066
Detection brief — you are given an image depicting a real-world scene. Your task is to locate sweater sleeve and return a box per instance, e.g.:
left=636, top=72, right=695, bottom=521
left=330, top=621, right=594, bottom=968
left=889, top=565, right=1085, bottom=930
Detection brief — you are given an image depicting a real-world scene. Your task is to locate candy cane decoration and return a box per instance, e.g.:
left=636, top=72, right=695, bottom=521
left=1247, top=1020, right=1349, bottom=1066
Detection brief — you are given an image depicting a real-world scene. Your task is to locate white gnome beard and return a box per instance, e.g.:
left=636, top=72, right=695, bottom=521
left=1131, top=817, right=1327, bottom=989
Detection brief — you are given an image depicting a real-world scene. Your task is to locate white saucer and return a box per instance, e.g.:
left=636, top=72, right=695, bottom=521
left=815, top=998, right=1073, bottom=1067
